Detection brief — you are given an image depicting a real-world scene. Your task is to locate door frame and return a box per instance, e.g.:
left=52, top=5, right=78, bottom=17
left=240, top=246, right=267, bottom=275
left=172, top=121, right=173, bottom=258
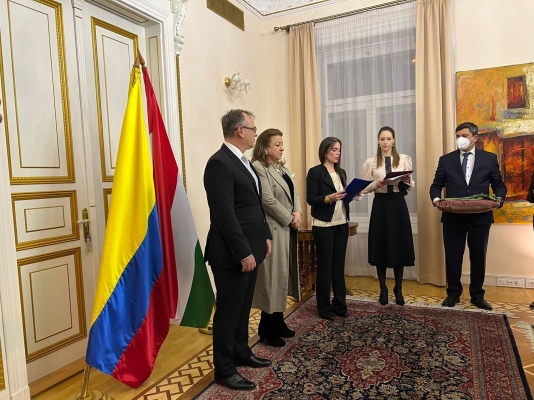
left=0, top=0, right=180, bottom=398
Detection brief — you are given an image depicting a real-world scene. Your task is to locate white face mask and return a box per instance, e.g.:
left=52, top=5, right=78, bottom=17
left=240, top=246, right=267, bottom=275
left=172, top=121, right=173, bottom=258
left=456, top=136, right=472, bottom=151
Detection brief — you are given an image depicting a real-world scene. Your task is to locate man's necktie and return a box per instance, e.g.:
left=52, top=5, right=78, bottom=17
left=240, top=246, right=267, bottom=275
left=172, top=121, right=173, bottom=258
left=462, top=152, right=471, bottom=177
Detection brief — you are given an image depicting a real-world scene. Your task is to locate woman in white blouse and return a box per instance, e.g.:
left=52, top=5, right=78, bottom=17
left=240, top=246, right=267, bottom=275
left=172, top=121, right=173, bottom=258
left=361, top=126, right=415, bottom=306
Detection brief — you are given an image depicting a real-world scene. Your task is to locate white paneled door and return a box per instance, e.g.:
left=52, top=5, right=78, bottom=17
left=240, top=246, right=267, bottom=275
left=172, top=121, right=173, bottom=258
left=0, top=0, right=155, bottom=383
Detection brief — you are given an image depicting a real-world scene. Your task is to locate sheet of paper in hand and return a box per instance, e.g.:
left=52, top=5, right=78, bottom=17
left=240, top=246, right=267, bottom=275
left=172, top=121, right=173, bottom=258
left=384, top=171, right=413, bottom=181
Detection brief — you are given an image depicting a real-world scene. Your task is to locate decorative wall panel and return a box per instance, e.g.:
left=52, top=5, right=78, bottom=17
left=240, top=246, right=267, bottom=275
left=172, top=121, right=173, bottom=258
left=2, top=0, right=75, bottom=184
left=91, top=17, right=138, bottom=182
left=11, top=191, right=79, bottom=250
left=18, top=247, right=86, bottom=362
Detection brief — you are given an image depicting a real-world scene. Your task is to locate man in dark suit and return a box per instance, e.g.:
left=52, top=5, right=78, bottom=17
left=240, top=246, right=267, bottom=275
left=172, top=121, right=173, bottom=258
left=430, top=122, right=507, bottom=310
left=204, top=109, right=272, bottom=390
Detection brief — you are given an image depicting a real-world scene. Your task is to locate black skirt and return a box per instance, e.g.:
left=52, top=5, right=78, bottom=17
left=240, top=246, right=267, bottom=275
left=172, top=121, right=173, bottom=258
left=368, top=192, right=415, bottom=268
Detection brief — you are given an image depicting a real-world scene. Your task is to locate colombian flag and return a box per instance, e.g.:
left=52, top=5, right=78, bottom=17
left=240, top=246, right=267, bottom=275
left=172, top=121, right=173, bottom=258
left=85, top=66, right=170, bottom=388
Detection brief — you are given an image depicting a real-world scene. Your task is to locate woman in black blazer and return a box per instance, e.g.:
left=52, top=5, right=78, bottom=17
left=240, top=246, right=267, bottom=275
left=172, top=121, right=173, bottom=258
left=306, top=137, right=350, bottom=320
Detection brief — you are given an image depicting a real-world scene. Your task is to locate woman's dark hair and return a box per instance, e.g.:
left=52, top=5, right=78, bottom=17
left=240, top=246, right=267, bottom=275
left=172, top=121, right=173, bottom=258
left=319, top=137, right=346, bottom=186
left=251, top=129, right=286, bottom=167
left=375, top=126, right=400, bottom=168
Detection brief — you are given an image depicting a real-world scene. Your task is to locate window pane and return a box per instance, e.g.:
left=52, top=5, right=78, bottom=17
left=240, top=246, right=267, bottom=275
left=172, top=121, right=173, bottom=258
left=327, top=109, right=369, bottom=214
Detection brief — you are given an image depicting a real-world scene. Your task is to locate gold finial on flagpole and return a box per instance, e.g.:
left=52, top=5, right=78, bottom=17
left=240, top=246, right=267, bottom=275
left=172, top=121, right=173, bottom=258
left=138, top=51, right=146, bottom=67
left=67, top=365, right=115, bottom=400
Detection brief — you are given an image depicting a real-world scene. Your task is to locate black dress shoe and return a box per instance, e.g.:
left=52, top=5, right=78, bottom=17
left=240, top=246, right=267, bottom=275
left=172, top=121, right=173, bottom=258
left=334, top=311, right=348, bottom=317
left=280, top=328, right=295, bottom=338
left=259, top=336, right=285, bottom=347
left=442, top=296, right=460, bottom=307
left=530, top=301, right=534, bottom=309
left=234, top=355, right=272, bottom=368
left=319, top=314, right=334, bottom=321
left=393, top=286, right=405, bottom=306
left=379, top=288, right=388, bottom=305
left=214, top=373, right=256, bottom=390
left=471, top=298, right=492, bottom=310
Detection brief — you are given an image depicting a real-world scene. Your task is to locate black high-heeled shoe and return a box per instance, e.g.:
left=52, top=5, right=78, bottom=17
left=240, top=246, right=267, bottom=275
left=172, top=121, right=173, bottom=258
left=259, top=337, right=286, bottom=347
left=379, top=288, right=388, bottom=305
left=393, top=286, right=405, bottom=306
left=281, top=328, right=295, bottom=338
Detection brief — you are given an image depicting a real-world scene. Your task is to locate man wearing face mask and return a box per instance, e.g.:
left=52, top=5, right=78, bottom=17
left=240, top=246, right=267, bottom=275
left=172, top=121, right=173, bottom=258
left=430, top=122, right=507, bottom=310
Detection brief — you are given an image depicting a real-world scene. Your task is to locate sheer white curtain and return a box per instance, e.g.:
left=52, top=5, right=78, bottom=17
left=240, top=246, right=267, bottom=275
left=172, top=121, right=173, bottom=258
left=315, top=1, right=418, bottom=279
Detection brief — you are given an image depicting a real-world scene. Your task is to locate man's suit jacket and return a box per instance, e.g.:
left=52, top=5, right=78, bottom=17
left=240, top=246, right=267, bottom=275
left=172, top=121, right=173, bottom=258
left=306, top=164, right=350, bottom=222
left=204, top=145, right=272, bottom=268
left=429, top=148, right=507, bottom=225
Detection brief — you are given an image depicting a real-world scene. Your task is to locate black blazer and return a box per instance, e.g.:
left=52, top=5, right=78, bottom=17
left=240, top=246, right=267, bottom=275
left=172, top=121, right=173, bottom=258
left=429, top=148, right=507, bottom=225
left=306, top=164, right=350, bottom=223
left=527, top=170, right=534, bottom=228
left=203, top=145, right=272, bottom=268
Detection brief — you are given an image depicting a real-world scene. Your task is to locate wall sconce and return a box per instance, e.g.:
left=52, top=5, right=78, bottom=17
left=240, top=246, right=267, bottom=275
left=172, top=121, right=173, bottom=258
left=224, top=71, right=251, bottom=100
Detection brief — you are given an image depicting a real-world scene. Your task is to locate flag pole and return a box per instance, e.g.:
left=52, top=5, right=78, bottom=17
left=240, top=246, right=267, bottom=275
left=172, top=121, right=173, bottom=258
left=67, top=365, right=115, bottom=400
left=199, top=301, right=215, bottom=335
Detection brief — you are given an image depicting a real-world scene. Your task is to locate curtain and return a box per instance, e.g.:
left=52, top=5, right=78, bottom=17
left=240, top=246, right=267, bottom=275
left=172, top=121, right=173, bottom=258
left=415, top=0, right=454, bottom=286
left=315, top=2, right=418, bottom=279
left=289, top=23, right=323, bottom=228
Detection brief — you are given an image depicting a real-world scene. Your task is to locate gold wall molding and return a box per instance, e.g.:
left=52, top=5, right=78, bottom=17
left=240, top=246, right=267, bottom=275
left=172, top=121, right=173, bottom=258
left=11, top=191, right=79, bottom=251
left=103, top=188, right=112, bottom=224
left=18, top=247, right=87, bottom=363
left=2, top=0, right=76, bottom=184
left=91, top=17, right=138, bottom=183
left=176, top=55, right=186, bottom=190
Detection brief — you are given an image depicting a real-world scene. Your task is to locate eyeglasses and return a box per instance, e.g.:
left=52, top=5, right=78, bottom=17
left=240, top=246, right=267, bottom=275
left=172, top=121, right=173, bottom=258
left=240, top=126, right=257, bottom=133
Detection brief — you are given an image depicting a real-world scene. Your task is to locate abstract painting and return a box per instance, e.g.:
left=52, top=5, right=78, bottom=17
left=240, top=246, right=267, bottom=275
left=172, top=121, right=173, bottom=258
left=457, top=62, right=534, bottom=224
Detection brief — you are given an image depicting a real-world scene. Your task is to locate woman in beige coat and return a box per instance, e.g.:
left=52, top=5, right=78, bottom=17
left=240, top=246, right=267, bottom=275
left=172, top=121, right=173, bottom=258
left=251, top=129, right=302, bottom=347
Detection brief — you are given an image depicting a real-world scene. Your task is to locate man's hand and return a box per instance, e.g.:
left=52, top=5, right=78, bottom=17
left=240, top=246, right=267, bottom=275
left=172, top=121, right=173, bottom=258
left=265, top=239, right=272, bottom=258
left=241, top=255, right=256, bottom=272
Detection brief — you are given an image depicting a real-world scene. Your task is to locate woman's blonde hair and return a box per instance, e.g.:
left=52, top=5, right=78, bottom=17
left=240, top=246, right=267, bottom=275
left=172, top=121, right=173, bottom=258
left=251, top=129, right=286, bottom=167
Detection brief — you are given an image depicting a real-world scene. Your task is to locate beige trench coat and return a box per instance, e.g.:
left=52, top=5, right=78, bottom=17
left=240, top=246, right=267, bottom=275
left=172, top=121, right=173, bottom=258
left=251, top=161, right=302, bottom=313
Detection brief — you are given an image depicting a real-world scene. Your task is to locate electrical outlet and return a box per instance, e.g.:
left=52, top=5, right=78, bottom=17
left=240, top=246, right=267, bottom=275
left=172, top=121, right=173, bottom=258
left=497, top=277, right=526, bottom=288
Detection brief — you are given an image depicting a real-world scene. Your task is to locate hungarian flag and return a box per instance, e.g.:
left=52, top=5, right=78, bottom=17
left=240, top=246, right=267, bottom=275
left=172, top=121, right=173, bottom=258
left=142, top=66, right=214, bottom=327
left=86, top=65, right=169, bottom=388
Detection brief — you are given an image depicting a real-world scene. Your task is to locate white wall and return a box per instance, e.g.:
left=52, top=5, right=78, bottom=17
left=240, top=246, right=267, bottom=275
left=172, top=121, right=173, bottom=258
left=180, top=0, right=534, bottom=282
left=453, top=0, right=534, bottom=279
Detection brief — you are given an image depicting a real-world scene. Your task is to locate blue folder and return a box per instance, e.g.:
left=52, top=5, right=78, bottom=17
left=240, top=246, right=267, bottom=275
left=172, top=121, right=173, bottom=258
left=345, top=178, right=373, bottom=201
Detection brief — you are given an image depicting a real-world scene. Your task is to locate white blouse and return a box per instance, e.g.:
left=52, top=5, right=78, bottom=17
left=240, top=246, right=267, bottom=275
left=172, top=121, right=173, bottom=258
left=312, top=172, right=347, bottom=227
left=361, top=154, right=415, bottom=194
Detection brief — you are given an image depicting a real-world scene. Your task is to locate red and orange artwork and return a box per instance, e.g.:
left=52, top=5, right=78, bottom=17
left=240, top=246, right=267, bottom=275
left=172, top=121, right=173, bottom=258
left=457, top=63, right=534, bottom=224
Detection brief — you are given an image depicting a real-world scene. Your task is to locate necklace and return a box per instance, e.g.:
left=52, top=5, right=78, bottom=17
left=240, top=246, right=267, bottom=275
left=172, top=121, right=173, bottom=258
left=274, top=164, right=283, bottom=175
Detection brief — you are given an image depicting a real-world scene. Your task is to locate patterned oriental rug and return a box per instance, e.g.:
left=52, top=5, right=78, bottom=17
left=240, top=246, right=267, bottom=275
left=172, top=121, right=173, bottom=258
left=195, top=297, right=533, bottom=400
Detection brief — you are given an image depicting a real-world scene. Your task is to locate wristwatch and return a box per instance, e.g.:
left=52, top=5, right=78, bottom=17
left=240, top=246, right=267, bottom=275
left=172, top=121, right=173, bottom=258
left=324, top=196, right=331, bottom=204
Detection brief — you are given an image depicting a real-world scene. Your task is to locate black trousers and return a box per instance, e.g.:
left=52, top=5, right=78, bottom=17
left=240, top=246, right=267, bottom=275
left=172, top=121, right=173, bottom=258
left=312, top=223, right=349, bottom=317
left=443, top=220, right=491, bottom=299
left=211, top=265, right=257, bottom=378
